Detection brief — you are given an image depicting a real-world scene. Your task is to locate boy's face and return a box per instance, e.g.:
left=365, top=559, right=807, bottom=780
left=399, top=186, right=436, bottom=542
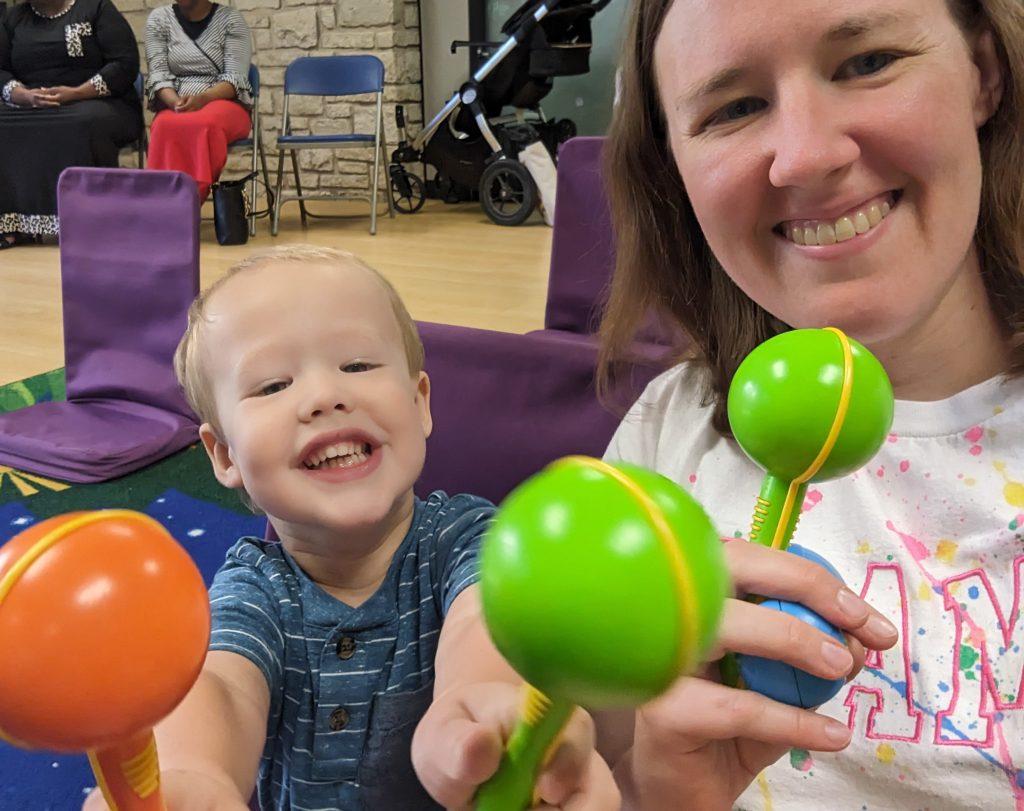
left=198, top=262, right=431, bottom=538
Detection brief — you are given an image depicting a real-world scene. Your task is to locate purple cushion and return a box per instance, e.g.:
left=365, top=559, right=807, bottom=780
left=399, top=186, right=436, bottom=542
left=415, top=321, right=660, bottom=505
left=0, top=168, right=201, bottom=482
left=545, top=137, right=676, bottom=347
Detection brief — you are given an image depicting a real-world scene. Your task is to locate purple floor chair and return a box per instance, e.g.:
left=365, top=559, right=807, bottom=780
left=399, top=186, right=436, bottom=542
left=415, top=321, right=660, bottom=506
left=539, top=136, right=676, bottom=349
left=0, top=168, right=201, bottom=482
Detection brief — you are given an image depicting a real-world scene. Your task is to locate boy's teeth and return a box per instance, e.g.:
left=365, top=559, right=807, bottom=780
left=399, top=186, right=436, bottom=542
left=785, top=198, right=893, bottom=246
left=304, top=441, right=372, bottom=469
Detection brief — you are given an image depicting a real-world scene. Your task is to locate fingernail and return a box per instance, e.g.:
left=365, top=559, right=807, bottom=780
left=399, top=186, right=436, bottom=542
left=866, top=613, right=899, bottom=639
left=836, top=587, right=869, bottom=621
left=821, top=639, right=853, bottom=673
left=825, top=719, right=852, bottom=744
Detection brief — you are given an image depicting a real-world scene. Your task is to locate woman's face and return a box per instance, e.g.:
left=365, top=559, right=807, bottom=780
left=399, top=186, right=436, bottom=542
left=654, top=0, right=1003, bottom=348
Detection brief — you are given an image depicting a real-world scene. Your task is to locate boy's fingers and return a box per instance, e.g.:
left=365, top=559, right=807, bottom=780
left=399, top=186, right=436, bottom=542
left=535, top=753, right=620, bottom=811
left=81, top=789, right=109, bottom=810
left=414, top=717, right=503, bottom=808
left=534, top=709, right=596, bottom=805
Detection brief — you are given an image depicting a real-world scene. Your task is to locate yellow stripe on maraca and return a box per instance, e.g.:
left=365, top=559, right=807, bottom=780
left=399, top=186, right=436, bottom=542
left=768, top=328, right=854, bottom=550
left=553, top=456, right=700, bottom=675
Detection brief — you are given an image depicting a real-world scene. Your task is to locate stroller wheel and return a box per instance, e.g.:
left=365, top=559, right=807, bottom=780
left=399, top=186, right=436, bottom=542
left=479, top=159, right=537, bottom=227
left=390, top=169, right=426, bottom=214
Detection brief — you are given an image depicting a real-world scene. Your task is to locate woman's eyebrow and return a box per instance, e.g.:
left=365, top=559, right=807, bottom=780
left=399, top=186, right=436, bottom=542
left=677, top=9, right=917, bottom=109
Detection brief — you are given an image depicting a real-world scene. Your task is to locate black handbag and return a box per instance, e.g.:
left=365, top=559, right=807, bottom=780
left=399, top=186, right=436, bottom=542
left=211, top=172, right=256, bottom=245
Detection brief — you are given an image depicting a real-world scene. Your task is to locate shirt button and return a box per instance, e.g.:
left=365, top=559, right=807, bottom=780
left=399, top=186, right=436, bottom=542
left=329, top=707, right=350, bottom=731
left=336, top=636, right=356, bottom=660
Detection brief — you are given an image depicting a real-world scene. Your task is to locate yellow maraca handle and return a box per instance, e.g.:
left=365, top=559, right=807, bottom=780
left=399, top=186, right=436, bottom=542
left=88, top=728, right=166, bottom=811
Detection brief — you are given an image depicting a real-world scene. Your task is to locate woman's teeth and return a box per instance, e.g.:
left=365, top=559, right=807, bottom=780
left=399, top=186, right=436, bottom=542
left=784, top=199, right=892, bottom=246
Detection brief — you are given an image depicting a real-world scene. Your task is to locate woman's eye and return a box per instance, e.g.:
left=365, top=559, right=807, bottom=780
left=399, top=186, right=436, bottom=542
left=342, top=361, right=374, bottom=373
left=837, top=51, right=899, bottom=79
left=706, top=97, right=767, bottom=128
left=259, top=381, right=288, bottom=396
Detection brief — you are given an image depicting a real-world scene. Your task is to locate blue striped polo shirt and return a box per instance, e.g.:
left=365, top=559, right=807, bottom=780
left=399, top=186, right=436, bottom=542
left=207, top=491, right=494, bottom=810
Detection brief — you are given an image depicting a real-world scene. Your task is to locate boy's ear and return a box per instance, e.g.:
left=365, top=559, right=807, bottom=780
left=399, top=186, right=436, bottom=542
left=199, top=423, right=244, bottom=490
left=415, top=371, right=432, bottom=439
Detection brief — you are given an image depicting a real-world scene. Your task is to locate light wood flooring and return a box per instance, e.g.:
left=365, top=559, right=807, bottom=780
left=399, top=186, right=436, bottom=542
left=0, top=200, right=553, bottom=387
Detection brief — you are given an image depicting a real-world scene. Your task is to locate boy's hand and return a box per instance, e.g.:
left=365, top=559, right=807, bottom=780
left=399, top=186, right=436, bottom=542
left=412, top=681, right=619, bottom=810
left=81, top=768, right=252, bottom=811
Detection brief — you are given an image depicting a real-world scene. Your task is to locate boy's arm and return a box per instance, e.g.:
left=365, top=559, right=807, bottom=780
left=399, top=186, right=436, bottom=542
left=154, top=650, right=270, bottom=800
left=433, top=584, right=519, bottom=696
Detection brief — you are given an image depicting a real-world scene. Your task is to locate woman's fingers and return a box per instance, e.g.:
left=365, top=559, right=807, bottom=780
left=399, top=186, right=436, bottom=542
left=709, top=598, right=855, bottom=680
left=643, top=675, right=853, bottom=753
left=723, top=540, right=899, bottom=650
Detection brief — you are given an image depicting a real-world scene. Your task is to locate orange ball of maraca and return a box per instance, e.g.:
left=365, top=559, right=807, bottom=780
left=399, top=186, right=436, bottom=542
left=0, top=510, right=209, bottom=752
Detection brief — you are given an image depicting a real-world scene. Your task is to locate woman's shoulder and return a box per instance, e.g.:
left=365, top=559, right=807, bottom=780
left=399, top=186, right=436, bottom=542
left=144, top=4, right=174, bottom=24
left=214, top=4, right=250, bottom=27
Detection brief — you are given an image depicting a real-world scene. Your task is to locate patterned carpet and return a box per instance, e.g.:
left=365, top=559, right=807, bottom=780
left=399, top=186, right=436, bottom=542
left=0, top=370, right=265, bottom=810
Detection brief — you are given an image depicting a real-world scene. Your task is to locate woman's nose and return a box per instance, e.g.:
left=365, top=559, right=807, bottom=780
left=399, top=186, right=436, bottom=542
left=767, top=85, right=861, bottom=189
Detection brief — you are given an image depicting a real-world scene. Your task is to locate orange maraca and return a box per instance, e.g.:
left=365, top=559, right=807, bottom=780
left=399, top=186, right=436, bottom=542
left=0, top=510, right=210, bottom=810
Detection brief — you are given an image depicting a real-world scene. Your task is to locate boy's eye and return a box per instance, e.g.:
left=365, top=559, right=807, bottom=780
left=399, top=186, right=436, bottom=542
left=342, top=361, right=375, bottom=373
left=836, top=51, right=900, bottom=80
left=259, top=381, right=289, bottom=396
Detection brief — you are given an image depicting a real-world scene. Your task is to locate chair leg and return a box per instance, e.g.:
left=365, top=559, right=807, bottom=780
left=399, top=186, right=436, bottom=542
left=290, top=151, right=308, bottom=227
left=381, top=140, right=395, bottom=219
left=272, top=148, right=286, bottom=236
left=370, top=141, right=381, bottom=236
left=249, top=141, right=258, bottom=237
left=259, top=142, right=273, bottom=216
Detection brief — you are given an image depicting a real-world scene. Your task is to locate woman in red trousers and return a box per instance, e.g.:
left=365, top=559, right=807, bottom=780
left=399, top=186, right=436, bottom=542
left=144, top=0, right=252, bottom=201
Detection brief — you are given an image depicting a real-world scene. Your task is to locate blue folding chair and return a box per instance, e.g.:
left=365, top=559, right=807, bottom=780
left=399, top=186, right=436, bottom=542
left=272, top=55, right=395, bottom=236
left=228, top=64, right=272, bottom=236
left=126, top=73, right=147, bottom=168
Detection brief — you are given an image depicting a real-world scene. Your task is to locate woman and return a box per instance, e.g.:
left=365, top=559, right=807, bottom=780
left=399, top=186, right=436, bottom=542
left=0, top=0, right=142, bottom=248
left=144, top=0, right=252, bottom=201
left=597, top=0, right=1024, bottom=808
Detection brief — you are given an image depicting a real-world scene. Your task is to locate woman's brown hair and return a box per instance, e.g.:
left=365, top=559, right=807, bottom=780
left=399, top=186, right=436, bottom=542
left=598, top=0, right=1024, bottom=434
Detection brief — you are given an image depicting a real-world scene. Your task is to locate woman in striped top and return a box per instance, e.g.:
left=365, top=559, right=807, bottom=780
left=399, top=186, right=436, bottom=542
left=144, top=0, right=251, bottom=201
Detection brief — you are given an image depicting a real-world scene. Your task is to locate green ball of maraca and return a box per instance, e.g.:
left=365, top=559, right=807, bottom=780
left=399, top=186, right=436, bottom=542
left=728, top=328, right=894, bottom=482
left=480, top=457, right=729, bottom=708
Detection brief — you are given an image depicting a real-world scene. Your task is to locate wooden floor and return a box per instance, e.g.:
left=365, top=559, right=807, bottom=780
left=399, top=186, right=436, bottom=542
left=0, top=200, right=554, bottom=387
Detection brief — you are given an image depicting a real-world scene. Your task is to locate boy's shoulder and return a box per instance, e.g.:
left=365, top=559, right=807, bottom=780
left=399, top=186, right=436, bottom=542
left=413, top=491, right=495, bottom=544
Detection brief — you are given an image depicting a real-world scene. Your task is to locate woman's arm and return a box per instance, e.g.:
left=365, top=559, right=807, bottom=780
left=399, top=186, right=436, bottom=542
left=215, top=9, right=252, bottom=103
left=91, top=0, right=139, bottom=97
left=144, top=8, right=177, bottom=107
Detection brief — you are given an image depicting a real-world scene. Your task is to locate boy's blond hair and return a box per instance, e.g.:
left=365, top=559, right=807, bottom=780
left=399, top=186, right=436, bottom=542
left=174, top=245, right=425, bottom=435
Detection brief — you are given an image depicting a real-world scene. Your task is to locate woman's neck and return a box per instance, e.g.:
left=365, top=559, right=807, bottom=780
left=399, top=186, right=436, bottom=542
left=177, top=0, right=213, bottom=21
left=31, top=0, right=69, bottom=13
left=868, top=247, right=1011, bottom=402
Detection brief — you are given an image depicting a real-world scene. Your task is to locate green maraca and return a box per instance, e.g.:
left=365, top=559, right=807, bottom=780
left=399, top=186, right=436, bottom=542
left=475, top=455, right=730, bottom=811
left=720, top=327, right=894, bottom=695
left=728, top=327, right=894, bottom=551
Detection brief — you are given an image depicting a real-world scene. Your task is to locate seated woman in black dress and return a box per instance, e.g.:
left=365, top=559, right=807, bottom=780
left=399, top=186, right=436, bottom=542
left=0, top=0, right=142, bottom=248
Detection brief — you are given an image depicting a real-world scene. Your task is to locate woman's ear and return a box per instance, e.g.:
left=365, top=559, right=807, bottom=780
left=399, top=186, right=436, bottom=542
left=199, top=423, right=244, bottom=489
left=971, top=28, right=1005, bottom=128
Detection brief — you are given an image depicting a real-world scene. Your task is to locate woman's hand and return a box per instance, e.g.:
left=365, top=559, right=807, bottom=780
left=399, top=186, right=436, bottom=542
left=175, top=94, right=209, bottom=113
left=615, top=539, right=900, bottom=811
left=44, top=85, right=85, bottom=104
left=10, top=86, right=60, bottom=108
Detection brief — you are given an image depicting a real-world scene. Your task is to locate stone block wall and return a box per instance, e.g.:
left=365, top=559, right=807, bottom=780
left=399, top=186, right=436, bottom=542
left=118, top=0, right=424, bottom=195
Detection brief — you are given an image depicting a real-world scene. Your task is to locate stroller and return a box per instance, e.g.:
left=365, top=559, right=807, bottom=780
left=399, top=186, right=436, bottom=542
left=389, top=0, right=613, bottom=226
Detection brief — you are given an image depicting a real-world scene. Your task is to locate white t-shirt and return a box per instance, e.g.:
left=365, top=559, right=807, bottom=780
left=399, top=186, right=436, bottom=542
left=605, top=362, right=1024, bottom=811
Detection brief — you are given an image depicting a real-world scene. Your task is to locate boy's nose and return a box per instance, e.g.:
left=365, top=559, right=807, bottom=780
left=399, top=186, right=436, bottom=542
left=298, top=382, right=350, bottom=422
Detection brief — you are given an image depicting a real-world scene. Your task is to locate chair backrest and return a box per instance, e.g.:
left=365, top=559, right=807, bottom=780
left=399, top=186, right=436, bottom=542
left=134, top=72, right=144, bottom=99
left=248, top=63, right=260, bottom=97
left=283, top=55, right=385, bottom=96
